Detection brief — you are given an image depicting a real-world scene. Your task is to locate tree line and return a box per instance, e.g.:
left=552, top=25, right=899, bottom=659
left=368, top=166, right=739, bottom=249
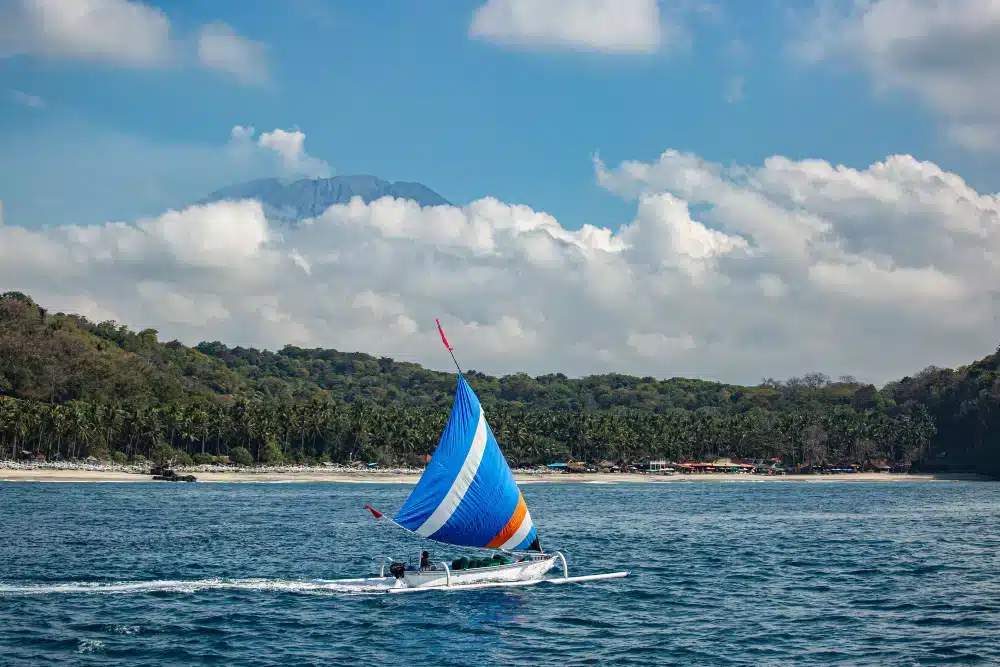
left=0, top=393, right=936, bottom=469
left=1, top=291, right=996, bottom=472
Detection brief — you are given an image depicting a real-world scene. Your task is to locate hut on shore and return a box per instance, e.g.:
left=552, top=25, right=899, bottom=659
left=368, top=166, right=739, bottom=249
left=546, top=458, right=587, bottom=473
left=596, top=460, right=619, bottom=473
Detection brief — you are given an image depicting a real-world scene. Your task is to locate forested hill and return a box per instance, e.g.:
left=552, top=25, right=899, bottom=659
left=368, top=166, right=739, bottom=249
left=195, top=342, right=869, bottom=414
left=0, top=290, right=876, bottom=413
left=1, top=291, right=998, bottom=474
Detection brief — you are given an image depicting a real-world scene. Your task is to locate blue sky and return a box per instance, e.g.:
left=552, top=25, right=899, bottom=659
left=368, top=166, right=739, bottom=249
left=1, top=0, right=989, bottom=231
left=3, top=0, right=1000, bottom=383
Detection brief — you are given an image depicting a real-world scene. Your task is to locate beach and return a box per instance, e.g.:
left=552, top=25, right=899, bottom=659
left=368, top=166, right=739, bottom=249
left=0, top=463, right=988, bottom=484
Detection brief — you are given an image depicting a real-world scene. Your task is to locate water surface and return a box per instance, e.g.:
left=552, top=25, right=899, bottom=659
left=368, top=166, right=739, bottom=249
left=2, top=481, right=999, bottom=665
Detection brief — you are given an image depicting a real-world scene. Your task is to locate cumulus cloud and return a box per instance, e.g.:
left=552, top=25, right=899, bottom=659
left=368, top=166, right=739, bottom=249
left=0, top=0, right=173, bottom=66
left=7, top=89, right=46, bottom=109
left=469, top=0, right=668, bottom=54
left=0, top=0, right=269, bottom=85
left=790, top=0, right=1000, bottom=152
left=2, top=148, right=998, bottom=385
left=197, top=22, right=270, bottom=86
left=230, top=125, right=332, bottom=179
left=258, top=130, right=313, bottom=173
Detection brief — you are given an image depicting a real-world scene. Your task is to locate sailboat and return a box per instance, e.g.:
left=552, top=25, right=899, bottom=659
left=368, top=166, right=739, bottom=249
left=363, top=321, right=630, bottom=592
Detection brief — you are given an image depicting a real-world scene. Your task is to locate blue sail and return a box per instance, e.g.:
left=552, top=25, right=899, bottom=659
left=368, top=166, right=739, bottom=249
left=393, top=375, right=541, bottom=552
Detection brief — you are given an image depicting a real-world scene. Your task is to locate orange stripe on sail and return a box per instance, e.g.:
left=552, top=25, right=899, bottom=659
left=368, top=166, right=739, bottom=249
left=486, top=492, right=527, bottom=548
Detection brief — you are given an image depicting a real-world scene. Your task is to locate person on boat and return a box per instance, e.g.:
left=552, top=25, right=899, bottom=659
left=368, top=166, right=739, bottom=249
left=420, top=551, right=434, bottom=570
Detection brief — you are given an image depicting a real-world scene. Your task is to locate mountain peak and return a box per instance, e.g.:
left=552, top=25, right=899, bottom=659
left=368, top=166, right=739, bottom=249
left=198, top=175, right=452, bottom=223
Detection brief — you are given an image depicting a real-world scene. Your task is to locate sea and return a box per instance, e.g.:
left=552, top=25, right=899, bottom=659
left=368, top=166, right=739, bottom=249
left=2, top=480, right=999, bottom=666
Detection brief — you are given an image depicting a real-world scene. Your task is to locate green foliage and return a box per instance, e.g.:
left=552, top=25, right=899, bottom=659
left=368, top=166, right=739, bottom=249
left=259, top=440, right=283, bottom=464
left=229, top=446, right=253, bottom=467
left=0, top=293, right=996, bottom=474
left=173, top=450, right=194, bottom=467
left=152, top=443, right=175, bottom=465
left=0, top=292, right=886, bottom=414
left=192, top=453, right=213, bottom=465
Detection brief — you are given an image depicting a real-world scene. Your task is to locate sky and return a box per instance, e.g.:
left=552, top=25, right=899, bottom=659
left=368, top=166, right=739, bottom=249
left=2, top=0, right=1000, bottom=385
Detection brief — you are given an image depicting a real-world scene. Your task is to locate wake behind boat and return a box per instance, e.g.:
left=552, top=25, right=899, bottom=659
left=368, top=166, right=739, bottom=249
left=363, top=321, right=630, bottom=591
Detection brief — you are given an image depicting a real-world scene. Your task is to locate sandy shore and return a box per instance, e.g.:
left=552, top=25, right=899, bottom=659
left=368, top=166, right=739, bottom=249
left=0, top=468, right=990, bottom=484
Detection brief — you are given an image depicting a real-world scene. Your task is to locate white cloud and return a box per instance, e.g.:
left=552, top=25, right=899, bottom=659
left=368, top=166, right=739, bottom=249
left=288, top=249, right=311, bottom=275
left=258, top=130, right=309, bottom=172
left=197, top=22, right=269, bottom=86
left=469, top=0, right=667, bottom=54
left=0, top=0, right=269, bottom=85
left=230, top=125, right=256, bottom=143
left=627, top=331, right=697, bottom=358
left=2, top=147, right=999, bottom=385
left=724, top=75, right=744, bottom=103
left=0, top=0, right=173, bottom=67
left=133, top=199, right=270, bottom=269
left=618, top=193, right=748, bottom=283
left=232, top=126, right=332, bottom=179
left=791, top=0, right=1000, bottom=152
left=757, top=274, right=788, bottom=298
left=135, top=281, right=231, bottom=327
left=947, top=122, right=1000, bottom=153
left=7, top=88, right=45, bottom=109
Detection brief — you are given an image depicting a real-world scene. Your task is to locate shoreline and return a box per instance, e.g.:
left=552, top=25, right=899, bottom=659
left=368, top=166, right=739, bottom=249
left=0, top=467, right=991, bottom=484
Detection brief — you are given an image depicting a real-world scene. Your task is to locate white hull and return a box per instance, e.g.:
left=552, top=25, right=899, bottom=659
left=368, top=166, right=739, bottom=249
left=311, top=568, right=631, bottom=594
left=387, top=570, right=630, bottom=594
left=401, top=553, right=559, bottom=589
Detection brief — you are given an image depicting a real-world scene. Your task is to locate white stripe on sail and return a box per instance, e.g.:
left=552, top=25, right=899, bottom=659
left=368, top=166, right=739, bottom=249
left=500, top=509, right=534, bottom=550
left=415, top=408, right=488, bottom=538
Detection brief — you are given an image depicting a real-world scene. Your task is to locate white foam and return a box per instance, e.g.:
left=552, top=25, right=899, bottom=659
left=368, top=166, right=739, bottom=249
left=0, top=572, right=630, bottom=597
left=0, top=577, right=397, bottom=597
left=76, top=639, right=105, bottom=654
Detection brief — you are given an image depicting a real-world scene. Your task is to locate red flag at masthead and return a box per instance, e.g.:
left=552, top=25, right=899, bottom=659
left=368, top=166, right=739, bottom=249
left=435, top=318, right=453, bottom=351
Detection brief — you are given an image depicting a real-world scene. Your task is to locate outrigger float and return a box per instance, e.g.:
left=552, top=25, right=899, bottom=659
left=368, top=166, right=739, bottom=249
left=362, top=320, right=630, bottom=592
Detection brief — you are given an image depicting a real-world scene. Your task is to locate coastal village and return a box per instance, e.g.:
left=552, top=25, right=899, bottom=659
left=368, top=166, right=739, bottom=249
left=541, top=457, right=911, bottom=476
left=6, top=448, right=912, bottom=479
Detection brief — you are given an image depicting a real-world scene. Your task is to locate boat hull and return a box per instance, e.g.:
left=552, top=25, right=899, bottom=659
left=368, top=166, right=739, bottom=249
left=401, top=554, right=558, bottom=589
